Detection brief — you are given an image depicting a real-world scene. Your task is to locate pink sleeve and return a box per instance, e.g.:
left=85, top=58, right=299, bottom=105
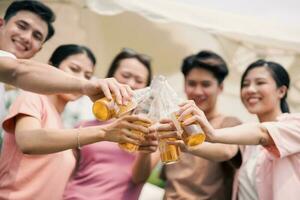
left=261, top=113, right=300, bottom=158
left=2, top=92, right=43, bottom=133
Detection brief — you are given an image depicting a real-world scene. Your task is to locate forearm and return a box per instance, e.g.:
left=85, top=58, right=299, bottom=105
left=2, top=58, right=86, bottom=94
left=16, top=126, right=105, bottom=154
left=132, top=151, right=159, bottom=184
left=186, top=142, right=238, bottom=162
left=131, top=153, right=152, bottom=184
left=211, top=123, right=271, bottom=146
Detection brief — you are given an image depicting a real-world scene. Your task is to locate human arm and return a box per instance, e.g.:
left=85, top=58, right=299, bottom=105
left=157, top=118, right=238, bottom=162
left=14, top=115, right=150, bottom=154
left=0, top=57, right=132, bottom=103
left=131, top=127, right=160, bottom=184
left=178, top=101, right=273, bottom=146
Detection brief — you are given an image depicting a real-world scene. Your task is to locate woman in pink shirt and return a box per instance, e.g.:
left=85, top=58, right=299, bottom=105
left=160, top=59, right=300, bottom=200
left=0, top=45, right=149, bottom=200
left=63, top=48, right=160, bottom=200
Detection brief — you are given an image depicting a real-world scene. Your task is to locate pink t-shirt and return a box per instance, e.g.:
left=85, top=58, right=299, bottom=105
left=0, top=92, right=76, bottom=200
left=232, top=113, right=300, bottom=200
left=63, top=120, right=143, bottom=200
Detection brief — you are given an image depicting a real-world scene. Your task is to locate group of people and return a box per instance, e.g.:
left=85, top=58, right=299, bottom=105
left=0, top=1, right=299, bottom=200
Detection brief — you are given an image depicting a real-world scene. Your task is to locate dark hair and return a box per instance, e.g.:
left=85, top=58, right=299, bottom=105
left=4, top=0, right=55, bottom=42
left=106, top=48, right=152, bottom=86
left=49, top=44, right=96, bottom=68
left=181, top=50, right=229, bottom=84
left=241, top=59, right=290, bottom=113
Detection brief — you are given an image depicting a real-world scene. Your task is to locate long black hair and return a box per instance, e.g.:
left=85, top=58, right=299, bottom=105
left=241, top=59, right=290, bottom=113
left=49, top=44, right=96, bottom=68
left=106, top=48, right=152, bottom=86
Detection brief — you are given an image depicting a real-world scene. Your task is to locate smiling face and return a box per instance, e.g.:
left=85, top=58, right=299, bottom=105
left=113, top=58, right=149, bottom=90
left=57, top=53, right=94, bottom=102
left=240, top=67, right=285, bottom=116
left=0, top=11, right=48, bottom=59
left=184, top=67, right=222, bottom=113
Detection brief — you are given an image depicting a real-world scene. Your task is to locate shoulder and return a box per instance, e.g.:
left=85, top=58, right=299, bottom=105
left=277, top=113, right=300, bottom=122
left=220, top=115, right=242, bottom=128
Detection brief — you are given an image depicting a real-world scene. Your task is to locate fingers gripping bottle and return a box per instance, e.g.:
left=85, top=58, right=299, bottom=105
left=92, top=87, right=151, bottom=121
left=119, top=93, right=154, bottom=153
left=162, top=77, right=206, bottom=147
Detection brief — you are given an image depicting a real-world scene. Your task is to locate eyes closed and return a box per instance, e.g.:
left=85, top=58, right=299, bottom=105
left=16, top=20, right=44, bottom=42
left=69, top=64, right=93, bottom=80
left=121, top=72, right=145, bottom=84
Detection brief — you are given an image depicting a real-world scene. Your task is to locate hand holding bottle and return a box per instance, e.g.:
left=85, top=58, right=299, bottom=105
left=100, top=115, right=151, bottom=145
left=177, top=100, right=216, bottom=142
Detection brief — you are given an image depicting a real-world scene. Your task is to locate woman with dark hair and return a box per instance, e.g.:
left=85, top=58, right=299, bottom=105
left=160, top=59, right=299, bottom=200
left=63, top=48, right=159, bottom=200
left=0, top=45, right=148, bottom=200
left=106, top=48, right=152, bottom=88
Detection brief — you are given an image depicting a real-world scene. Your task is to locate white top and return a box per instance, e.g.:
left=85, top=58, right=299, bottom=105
left=0, top=50, right=16, bottom=123
left=238, top=146, right=260, bottom=200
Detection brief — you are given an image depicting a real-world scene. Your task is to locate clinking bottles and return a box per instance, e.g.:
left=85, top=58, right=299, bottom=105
left=161, top=76, right=205, bottom=147
left=119, top=93, right=154, bottom=153
left=171, top=113, right=206, bottom=147
left=154, top=76, right=181, bottom=164
left=92, top=87, right=151, bottom=121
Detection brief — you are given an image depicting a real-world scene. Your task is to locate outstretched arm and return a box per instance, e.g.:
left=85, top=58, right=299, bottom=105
left=0, top=57, right=132, bottom=103
left=177, top=101, right=273, bottom=146
left=15, top=115, right=150, bottom=154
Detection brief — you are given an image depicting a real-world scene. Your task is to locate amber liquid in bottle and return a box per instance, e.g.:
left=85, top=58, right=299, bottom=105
left=92, top=96, right=137, bottom=121
left=158, top=132, right=180, bottom=164
left=119, top=120, right=151, bottom=153
left=172, top=113, right=205, bottom=147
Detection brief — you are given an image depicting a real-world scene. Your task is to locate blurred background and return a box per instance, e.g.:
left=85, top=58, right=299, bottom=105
left=1, top=0, right=300, bottom=198
left=2, top=0, right=300, bottom=123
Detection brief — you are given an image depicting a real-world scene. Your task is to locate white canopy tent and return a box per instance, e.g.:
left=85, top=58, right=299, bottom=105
left=1, top=1, right=299, bottom=199
left=1, top=0, right=300, bottom=122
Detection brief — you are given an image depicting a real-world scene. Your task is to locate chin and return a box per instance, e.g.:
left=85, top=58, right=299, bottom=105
left=245, top=106, right=261, bottom=115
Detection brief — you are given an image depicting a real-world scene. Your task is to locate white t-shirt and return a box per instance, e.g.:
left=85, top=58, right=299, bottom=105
left=238, top=146, right=261, bottom=200
left=0, top=50, right=16, bottom=123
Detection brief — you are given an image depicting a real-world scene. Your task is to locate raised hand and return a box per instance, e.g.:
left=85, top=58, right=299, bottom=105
left=177, top=100, right=216, bottom=142
left=83, top=77, right=133, bottom=104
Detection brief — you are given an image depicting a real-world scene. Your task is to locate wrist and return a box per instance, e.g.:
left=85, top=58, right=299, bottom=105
left=80, top=79, right=90, bottom=95
left=208, top=130, right=219, bottom=143
left=137, top=151, right=152, bottom=158
left=95, top=126, right=107, bottom=142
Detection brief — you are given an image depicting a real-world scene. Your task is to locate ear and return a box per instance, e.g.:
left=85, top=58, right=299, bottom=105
left=218, top=82, right=224, bottom=94
left=0, top=18, right=5, bottom=28
left=278, top=85, right=287, bottom=98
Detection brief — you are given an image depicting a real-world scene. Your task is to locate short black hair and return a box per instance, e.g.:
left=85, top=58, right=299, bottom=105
left=4, top=0, right=56, bottom=42
left=181, top=50, right=229, bottom=84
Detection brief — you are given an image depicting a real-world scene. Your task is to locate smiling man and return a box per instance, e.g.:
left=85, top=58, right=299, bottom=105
left=163, top=51, right=242, bottom=200
left=0, top=1, right=133, bottom=122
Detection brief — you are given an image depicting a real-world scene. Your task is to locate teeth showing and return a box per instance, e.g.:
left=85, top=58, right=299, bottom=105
left=12, top=39, right=27, bottom=51
left=247, top=97, right=260, bottom=104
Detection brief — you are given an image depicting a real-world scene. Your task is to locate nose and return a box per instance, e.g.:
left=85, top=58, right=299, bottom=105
left=194, top=85, right=204, bottom=95
left=127, top=78, right=138, bottom=90
left=243, top=82, right=257, bottom=95
left=19, top=30, right=32, bottom=44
